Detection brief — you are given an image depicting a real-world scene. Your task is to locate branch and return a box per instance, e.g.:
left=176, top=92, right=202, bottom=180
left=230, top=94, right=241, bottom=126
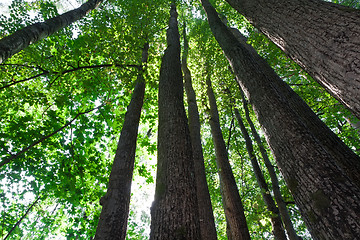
left=0, top=63, right=140, bottom=90
left=4, top=194, right=42, bottom=240
left=0, top=104, right=105, bottom=168
left=0, top=71, right=49, bottom=90
left=226, top=116, right=234, bottom=151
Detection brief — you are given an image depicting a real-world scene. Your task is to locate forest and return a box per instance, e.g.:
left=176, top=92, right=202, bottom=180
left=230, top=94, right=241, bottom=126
left=0, top=0, right=360, bottom=239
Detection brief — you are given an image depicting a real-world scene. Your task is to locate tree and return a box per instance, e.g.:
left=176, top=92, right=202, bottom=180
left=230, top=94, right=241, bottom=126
left=234, top=107, right=287, bottom=240
left=182, top=26, right=218, bottom=240
left=1, top=0, right=359, bottom=239
left=0, top=0, right=103, bottom=63
left=200, top=0, right=360, bottom=238
left=231, top=26, right=360, bottom=190
left=149, top=3, right=201, bottom=239
left=224, top=0, right=360, bottom=119
left=94, top=42, right=149, bottom=240
left=238, top=87, right=300, bottom=240
left=206, top=74, right=251, bottom=240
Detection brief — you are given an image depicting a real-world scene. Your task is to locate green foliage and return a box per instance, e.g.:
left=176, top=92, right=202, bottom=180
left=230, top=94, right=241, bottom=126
left=1, top=0, right=358, bottom=239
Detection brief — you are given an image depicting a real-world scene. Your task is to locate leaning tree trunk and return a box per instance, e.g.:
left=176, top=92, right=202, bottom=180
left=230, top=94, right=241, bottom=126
left=234, top=108, right=287, bottom=240
left=231, top=26, right=360, bottom=190
left=224, top=0, right=360, bottom=119
left=94, top=43, right=149, bottom=240
left=206, top=76, right=250, bottom=240
left=182, top=27, right=218, bottom=240
left=149, top=3, right=201, bottom=240
left=200, top=0, right=360, bottom=239
left=0, top=0, right=103, bottom=63
left=239, top=88, right=300, bottom=240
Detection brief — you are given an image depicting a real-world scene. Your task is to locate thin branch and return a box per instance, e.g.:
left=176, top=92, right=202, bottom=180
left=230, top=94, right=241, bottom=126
left=226, top=116, right=234, bottom=151
left=0, top=71, right=49, bottom=90
left=0, top=63, right=140, bottom=90
left=4, top=195, right=42, bottom=240
left=0, top=104, right=105, bottom=168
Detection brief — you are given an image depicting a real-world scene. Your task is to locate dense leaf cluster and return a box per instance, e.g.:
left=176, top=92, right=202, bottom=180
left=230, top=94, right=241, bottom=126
left=1, top=0, right=358, bottom=239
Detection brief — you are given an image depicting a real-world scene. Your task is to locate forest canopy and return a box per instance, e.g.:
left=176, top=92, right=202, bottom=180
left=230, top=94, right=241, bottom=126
left=1, top=0, right=359, bottom=239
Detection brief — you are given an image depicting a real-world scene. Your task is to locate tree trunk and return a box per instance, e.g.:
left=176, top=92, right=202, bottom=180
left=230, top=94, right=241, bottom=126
left=0, top=0, right=102, bottom=63
left=182, top=27, right=218, bottom=240
left=224, top=0, right=360, bottom=119
left=206, top=76, right=251, bottom=240
left=200, top=0, right=360, bottom=239
left=149, top=4, right=201, bottom=240
left=232, top=26, right=360, bottom=190
left=234, top=108, right=287, bottom=240
left=239, top=89, right=300, bottom=240
left=94, top=43, right=149, bottom=240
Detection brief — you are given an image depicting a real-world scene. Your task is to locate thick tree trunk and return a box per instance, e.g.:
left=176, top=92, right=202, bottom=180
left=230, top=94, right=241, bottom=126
left=206, top=77, right=250, bottom=240
left=0, top=0, right=102, bottom=63
left=232, top=26, right=360, bottom=190
left=239, top=89, right=300, bottom=240
left=234, top=108, right=287, bottom=240
left=200, top=0, right=360, bottom=239
left=224, top=0, right=360, bottom=118
left=182, top=28, right=218, bottom=240
left=149, top=4, right=201, bottom=240
left=94, top=43, right=149, bottom=240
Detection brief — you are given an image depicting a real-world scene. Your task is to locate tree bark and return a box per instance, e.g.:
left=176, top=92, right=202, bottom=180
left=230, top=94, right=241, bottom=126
left=231, top=26, right=360, bottom=190
left=0, top=0, right=103, bottom=63
left=239, top=89, right=300, bottom=240
left=206, top=76, right=250, bottom=240
left=224, top=0, right=360, bottom=119
left=200, top=0, right=360, bottom=239
left=182, top=27, right=218, bottom=240
left=149, top=4, right=201, bottom=240
left=234, top=108, right=287, bottom=240
left=94, top=43, right=149, bottom=240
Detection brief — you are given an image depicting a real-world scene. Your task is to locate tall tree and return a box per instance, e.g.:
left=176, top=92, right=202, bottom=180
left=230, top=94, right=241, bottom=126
left=238, top=88, right=300, bottom=240
left=233, top=27, right=360, bottom=189
left=182, top=27, right=218, bottom=240
left=206, top=75, right=251, bottom=240
left=94, top=42, right=149, bottom=240
left=0, top=0, right=103, bottom=63
left=200, top=0, right=360, bottom=239
left=231, top=25, right=360, bottom=188
left=223, top=0, right=360, bottom=118
left=149, top=3, right=201, bottom=239
left=234, top=107, right=287, bottom=240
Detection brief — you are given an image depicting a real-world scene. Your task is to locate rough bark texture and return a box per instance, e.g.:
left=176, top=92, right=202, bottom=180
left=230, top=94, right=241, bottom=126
left=149, top=4, right=201, bottom=240
left=182, top=28, right=218, bottom=240
left=94, top=43, right=149, bottom=240
left=231, top=26, right=360, bottom=190
left=0, top=0, right=102, bottom=63
left=225, top=0, right=360, bottom=119
left=206, top=77, right=250, bottom=240
left=239, top=89, right=300, bottom=240
left=200, top=0, right=360, bottom=239
left=234, top=108, right=287, bottom=240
